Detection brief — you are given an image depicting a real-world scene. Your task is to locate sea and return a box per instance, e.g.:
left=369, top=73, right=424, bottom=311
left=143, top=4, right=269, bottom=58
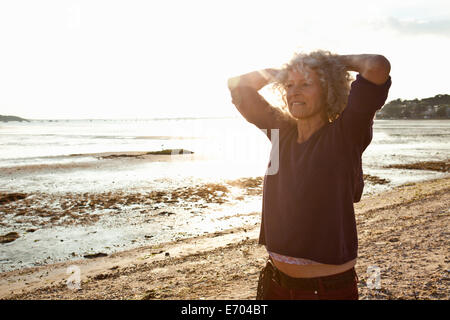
left=0, top=118, right=449, bottom=272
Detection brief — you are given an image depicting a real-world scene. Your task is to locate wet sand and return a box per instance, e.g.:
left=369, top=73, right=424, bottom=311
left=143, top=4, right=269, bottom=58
left=1, top=175, right=448, bottom=300
left=0, top=178, right=256, bottom=233
left=1, top=157, right=447, bottom=234
left=385, top=159, right=449, bottom=173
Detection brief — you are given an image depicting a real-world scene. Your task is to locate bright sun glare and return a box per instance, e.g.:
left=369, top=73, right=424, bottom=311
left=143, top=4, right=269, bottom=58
left=0, top=0, right=449, bottom=119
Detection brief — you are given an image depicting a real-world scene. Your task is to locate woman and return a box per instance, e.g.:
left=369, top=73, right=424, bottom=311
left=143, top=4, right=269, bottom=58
left=227, top=51, right=391, bottom=300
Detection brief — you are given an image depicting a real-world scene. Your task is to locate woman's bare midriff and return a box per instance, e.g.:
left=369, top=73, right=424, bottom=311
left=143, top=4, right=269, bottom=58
left=272, top=258, right=357, bottom=278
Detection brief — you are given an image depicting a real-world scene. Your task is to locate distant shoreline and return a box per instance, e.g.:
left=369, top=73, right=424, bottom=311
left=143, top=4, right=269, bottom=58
left=2, top=116, right=239, bottom=122
left=3, top=117, right=450, bottom=123
left=3, top=93, right=449, bottom=121
left=376, top=94, right=450, bottom=119
left=3, top=116, right=450, bottom=122
left=375, top=116, right=450, bottom=120
left=0, top=115, right=29, bottom=122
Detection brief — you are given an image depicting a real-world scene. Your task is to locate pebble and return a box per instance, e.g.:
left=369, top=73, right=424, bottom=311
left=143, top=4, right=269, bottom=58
left=0, top=232, right=20, bottom=243
left=159, top=211, right=175, bottom=216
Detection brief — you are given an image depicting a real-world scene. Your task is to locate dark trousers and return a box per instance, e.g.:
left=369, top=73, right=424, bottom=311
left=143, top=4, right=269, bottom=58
left=257, top=258, right=359, bottom=300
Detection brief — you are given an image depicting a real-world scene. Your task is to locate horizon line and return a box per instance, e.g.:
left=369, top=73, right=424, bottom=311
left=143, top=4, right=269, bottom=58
left=14, top=115, right=240, bottom=121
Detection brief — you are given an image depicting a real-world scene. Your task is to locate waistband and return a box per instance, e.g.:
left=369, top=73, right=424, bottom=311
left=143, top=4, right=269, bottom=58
left=267, top=258, right=358, bottom=291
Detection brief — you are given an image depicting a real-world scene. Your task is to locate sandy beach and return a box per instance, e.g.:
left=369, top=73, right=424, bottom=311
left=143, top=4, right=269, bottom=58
left=0, top=174, right=448, bottom=300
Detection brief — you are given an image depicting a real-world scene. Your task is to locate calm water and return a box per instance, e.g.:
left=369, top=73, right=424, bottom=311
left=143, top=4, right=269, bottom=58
left=0, top=118, right=449, bottom=193
left=0, top=118, right=449, bottom=272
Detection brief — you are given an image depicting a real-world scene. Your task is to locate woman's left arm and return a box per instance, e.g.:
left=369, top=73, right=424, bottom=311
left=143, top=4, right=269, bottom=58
left=338, top=54, right=391, bottom=85
left=337, top=54, right=392, bottom=153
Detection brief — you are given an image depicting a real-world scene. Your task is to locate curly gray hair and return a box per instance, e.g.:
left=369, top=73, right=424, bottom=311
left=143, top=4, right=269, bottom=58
left=274, top=50, right=354, bottom=123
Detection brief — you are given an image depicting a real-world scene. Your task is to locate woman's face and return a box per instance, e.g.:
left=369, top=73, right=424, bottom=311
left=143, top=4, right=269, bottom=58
left=285, top=67, right=325, bottom=120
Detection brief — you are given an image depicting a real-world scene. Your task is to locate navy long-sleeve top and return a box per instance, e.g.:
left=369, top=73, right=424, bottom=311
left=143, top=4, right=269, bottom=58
left=230, top=74, right=392, bottom=265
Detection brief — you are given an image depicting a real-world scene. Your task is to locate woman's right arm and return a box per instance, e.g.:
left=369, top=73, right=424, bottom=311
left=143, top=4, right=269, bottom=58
left=227, top=68, right=279, bottom=91
left=227, top=69, right=287, bottom=137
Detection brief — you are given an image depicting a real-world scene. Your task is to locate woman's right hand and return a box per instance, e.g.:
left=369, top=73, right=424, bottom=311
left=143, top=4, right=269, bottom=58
left=228, top=68, right=280, bottom=91
left=260, top=68, right=280, bottom=80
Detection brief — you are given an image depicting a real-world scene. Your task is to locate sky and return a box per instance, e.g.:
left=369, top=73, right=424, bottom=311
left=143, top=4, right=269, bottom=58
left=0, top=0, right=449, bottom=119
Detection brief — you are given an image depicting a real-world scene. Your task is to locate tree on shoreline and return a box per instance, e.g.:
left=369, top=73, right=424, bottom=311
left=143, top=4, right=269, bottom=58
left=376, top=94, right=450, bottom=119
left=0, top=115, right=29, bottom=122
